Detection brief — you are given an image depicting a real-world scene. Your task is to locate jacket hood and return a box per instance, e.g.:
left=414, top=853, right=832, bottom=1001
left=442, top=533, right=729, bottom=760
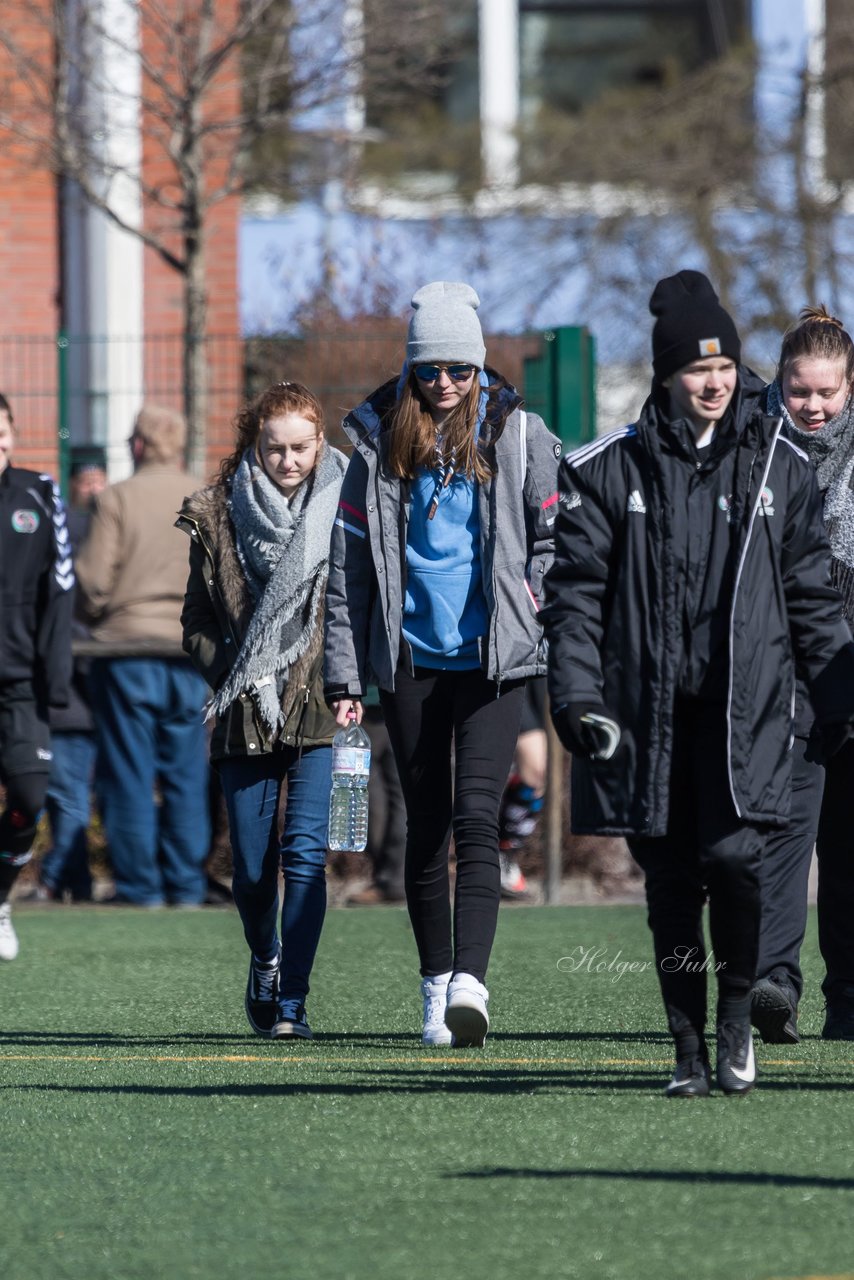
left=640, top=363, right=773, bottom=445
left=343, top=367, right=523, bottom=451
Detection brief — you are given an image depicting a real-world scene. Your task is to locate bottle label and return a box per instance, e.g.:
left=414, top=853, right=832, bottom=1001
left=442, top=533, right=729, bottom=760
left=332, top=747, right=371, bottom=774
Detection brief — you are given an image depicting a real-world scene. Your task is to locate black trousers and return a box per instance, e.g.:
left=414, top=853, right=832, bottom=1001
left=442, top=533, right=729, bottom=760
left=756, top=736, right=823, bottom=998
left=817, top=739, right=854, bottom=998
left=628, top=698, right=765, bottom=1050
left=380, top=668, right=525, bottom=982
left=759, top=735, right=854, bottom=1000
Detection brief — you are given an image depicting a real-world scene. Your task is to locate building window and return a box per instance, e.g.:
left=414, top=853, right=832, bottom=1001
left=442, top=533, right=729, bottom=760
left=362, top=1, right=481, bottom=195
left=517, top=0, right=753, bottom=186
left=358, top=0, right=753, bottom=196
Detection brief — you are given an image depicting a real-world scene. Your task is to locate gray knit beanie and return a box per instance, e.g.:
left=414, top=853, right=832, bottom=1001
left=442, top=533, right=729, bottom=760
left=406, top=281, right=487, bottom=370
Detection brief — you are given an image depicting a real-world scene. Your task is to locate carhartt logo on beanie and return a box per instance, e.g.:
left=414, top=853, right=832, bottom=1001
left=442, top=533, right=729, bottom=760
left=650, top=270, right=741, bottom=382
left=407, top=281, right=487, bottom=370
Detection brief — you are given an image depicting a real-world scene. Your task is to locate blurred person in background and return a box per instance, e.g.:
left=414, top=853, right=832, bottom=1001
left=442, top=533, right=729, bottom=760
left=0, top=393, right=74, bottom=958
left=345, top=688, right=406, bottom=906
left=35, top=445, right=108, bottom=902
left=498, top=677, right=548, bottom=902
left=75, top=406, right=210, bottom=908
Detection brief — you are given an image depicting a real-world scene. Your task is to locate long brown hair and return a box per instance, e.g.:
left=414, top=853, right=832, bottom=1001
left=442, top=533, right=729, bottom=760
left=218, top=382, right=325, bottom=485
left=778, top=305, right=854, bottom=385
left=385, top=372, right=493, bottom=482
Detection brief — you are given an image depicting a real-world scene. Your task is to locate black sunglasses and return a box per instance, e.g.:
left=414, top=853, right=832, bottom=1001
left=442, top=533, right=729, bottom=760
left=413, top=363, right=475, bottom=383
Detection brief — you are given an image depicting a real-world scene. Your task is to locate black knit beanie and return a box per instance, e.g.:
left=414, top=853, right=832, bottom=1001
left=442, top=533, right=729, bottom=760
left=649, top=270, right=741, bottom=382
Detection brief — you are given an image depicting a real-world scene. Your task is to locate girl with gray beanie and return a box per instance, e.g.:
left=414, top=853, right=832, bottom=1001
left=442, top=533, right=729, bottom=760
left=324, top=281, right=561, bottom=1046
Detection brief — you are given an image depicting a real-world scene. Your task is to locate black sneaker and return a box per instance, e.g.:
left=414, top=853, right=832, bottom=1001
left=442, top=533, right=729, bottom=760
left=245, top=948, right=281, bottom=1038
left=716, top=1020, right=756, bottom=1095
left=750, top=973, right=799, bottom=1045
left=665, top=1054, right=712, bottom=1098
left=822, top=987, right=854, bottom=1041
left=272, top=1005, right=313, bottom=1040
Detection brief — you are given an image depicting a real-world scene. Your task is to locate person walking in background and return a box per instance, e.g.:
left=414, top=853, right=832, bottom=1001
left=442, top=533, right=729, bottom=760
left=75, top=406, right=210, bottom=908
left=37, top=445, right=108, bottom=903
left=66, top=446, right=108, bottom=516
left=0, top=393, right=74, bottom=958
left=179, top=382, right=347, bottom=1040
left=752, top=307, right=854, bottom=1044
left=345, top=689, right=406, bottom=906
left=497, top=676, right=548, bottom=901
left=543, top=271, right=854, bottom=1098
left=325, top=281, right=561, bottom=1047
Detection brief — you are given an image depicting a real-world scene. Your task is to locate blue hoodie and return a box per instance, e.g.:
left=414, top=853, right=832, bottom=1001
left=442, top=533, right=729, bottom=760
left=403, top=464, right=488, bottom=668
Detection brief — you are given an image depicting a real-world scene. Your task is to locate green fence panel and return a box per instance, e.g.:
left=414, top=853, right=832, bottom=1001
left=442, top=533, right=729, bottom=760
left=523, top=325, right=596, bottom=450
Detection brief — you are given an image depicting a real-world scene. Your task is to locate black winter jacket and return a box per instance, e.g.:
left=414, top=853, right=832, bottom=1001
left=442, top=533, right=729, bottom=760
left=0, top=465, right=74, bottom=708
left=51, top=507, right=96, bottom=733
left=542, top=372, right=854, bottom=837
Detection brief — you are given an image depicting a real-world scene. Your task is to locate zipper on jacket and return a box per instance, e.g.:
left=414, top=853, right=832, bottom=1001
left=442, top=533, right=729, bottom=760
left=294, top=684, right=311, bottom=763
left=483, top=473, right=502, bottom=691
left=725, top=417, right=782, bottom=818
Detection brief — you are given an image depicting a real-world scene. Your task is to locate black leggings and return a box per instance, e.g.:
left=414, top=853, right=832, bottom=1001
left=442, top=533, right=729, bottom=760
left=380, top=668, right=525, bottom=982
left=628, top=699, right=765, bottom=1053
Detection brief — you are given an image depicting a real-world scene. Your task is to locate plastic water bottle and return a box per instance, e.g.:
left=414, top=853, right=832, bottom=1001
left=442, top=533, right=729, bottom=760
left=327, top=719, right=371, bottom=851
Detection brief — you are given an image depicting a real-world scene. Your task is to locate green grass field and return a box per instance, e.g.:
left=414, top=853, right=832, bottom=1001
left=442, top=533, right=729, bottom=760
left=2, top=902, right=853, bottom=1280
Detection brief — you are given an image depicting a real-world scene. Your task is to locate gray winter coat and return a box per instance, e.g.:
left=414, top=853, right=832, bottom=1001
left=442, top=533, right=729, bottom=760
left=324, top=375, right=562, bottom=697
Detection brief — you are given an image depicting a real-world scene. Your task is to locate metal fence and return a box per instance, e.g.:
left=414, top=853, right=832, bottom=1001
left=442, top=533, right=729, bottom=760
left=2, top=328, right=546, bottom=487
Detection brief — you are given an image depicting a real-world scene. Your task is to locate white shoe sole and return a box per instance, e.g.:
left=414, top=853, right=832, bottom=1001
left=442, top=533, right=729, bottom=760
left=445, top=998, right=489, bottom=1048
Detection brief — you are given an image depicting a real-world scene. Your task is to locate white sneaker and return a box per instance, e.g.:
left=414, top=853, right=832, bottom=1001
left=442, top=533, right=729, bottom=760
left=421, top=972, right=453, bottom=1046
left=444, top=972, right=489, bottom=1047
left=0, top=902, right=19, bottom=961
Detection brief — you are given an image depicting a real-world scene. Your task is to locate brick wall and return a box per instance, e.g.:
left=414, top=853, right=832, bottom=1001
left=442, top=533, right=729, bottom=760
left=0, top=2, right=61, bottom=475
left=1, top=0, right=243, bottom=482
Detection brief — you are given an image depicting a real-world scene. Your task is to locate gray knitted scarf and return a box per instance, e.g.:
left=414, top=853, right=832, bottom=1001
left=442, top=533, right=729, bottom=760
left=767, top=378, right=854, bottom=621
left=209, top=443, right=347, bottom=735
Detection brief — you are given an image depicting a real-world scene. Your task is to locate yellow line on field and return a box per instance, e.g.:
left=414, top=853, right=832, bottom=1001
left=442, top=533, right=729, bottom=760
left=2, top=1051, right=852, bottom=1068
left=2, top=1052, right=587, bottom=1065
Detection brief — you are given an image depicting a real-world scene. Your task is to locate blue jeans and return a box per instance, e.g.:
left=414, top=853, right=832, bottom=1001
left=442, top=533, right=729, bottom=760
left=218, top=746, right=331, bottom=1014
left=41, top=731, right=96, bottom=899
left=90, top=658, right=210, bottom=906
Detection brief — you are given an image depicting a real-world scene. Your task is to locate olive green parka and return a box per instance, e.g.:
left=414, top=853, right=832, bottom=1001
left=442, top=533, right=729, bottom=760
left=177, top=483, right=337, bottom=761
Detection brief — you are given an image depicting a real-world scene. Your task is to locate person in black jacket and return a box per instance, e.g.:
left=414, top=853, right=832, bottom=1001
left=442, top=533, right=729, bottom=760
left=37, top=446, right=107, bottom=902
left=751, top=307, right=854, bottom=1044
left=542, top=272, right=854, bottom=1098
left=0, top=393, right=74, bottom=960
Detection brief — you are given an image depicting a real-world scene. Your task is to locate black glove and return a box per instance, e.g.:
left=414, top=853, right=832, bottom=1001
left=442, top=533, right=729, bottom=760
left=551, top=702, right=622, bottom=760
